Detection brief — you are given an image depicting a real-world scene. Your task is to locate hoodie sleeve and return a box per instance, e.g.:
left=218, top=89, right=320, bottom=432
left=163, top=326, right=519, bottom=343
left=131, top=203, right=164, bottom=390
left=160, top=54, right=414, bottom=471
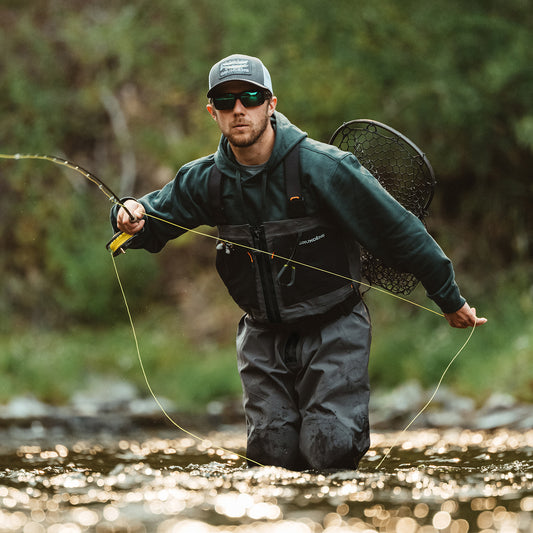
left=110, top=158, right=216, bottom=253
left=313, top=152, right=465, bottom=314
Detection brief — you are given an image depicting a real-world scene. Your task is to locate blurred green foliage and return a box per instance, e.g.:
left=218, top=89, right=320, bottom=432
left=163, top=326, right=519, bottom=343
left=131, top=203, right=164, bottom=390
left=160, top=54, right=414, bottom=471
left=0, top=307, right=243, bottom=408
left=0, top=1, right=531, bottom=403
left=368, top=267, right=533, bottom=403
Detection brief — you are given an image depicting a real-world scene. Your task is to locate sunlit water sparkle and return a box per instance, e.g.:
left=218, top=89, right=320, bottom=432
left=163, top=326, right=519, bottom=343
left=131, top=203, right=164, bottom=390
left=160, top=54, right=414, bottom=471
left=0, top=427, right=531, bottom=532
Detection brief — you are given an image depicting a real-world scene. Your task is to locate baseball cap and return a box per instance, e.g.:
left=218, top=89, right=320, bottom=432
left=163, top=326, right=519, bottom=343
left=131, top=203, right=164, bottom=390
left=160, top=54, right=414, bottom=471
left=207, top=54, right=273, bottom=97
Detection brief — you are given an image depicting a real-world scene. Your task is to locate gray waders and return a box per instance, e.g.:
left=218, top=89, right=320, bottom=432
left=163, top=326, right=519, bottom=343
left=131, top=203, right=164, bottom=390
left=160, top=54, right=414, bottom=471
left=236, top=300, right=371, bottom=471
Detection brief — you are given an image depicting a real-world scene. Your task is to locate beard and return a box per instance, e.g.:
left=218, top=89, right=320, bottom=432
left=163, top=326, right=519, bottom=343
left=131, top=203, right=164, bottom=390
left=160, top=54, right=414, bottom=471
left=225, top=110, right=271, bottom=148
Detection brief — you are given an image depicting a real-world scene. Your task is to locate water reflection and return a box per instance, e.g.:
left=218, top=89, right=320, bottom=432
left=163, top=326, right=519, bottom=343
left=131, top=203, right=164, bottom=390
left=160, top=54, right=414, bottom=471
left=0, top=428, right=531, bottom=532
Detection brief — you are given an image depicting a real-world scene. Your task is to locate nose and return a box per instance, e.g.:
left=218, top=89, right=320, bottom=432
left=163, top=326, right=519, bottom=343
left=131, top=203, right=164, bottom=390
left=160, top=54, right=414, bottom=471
left=232, top=98, right=247, bottom=113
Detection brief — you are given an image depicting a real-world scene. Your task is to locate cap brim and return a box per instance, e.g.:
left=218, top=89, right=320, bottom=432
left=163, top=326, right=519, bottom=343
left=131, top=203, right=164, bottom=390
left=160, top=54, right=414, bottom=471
left=207, top=80, right=270, bottom=98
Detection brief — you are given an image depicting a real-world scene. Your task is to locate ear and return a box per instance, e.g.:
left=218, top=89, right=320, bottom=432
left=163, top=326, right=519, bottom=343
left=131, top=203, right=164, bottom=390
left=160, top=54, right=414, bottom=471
left=267, top=95, right=277, bottom=117
left=206, top=103, right=217, bottom=121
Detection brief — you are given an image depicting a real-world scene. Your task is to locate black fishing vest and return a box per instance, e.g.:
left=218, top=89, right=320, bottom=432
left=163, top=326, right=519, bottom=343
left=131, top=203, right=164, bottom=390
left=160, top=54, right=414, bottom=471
left=209, top=144, right=361, bottom=325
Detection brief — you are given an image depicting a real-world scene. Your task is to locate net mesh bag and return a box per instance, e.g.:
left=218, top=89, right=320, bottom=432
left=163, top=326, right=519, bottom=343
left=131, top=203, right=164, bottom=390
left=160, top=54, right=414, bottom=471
left=329, top=120, right=436, bottom=295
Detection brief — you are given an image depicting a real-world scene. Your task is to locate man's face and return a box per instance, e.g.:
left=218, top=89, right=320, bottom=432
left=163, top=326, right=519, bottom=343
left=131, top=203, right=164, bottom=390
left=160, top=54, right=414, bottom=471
left=207, top=81, right=277, bottom=148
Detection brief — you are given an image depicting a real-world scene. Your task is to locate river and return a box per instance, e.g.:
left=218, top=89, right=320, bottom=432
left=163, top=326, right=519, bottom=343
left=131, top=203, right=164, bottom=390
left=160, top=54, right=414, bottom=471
left=0, top=421, right=532, bottom=532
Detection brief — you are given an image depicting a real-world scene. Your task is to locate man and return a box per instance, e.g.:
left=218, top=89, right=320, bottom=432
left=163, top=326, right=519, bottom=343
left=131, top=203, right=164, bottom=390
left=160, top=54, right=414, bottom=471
left=113, top=54, right=486, bottom=471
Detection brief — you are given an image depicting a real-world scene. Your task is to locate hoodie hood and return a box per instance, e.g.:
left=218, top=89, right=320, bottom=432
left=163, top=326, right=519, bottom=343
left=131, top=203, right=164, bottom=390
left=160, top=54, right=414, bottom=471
left=213, top=111, right=307, bottom=177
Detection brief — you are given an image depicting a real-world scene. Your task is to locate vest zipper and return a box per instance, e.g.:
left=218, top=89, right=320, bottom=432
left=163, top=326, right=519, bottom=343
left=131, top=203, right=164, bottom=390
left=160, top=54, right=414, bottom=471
left=251, top=224, right=281, bottom=323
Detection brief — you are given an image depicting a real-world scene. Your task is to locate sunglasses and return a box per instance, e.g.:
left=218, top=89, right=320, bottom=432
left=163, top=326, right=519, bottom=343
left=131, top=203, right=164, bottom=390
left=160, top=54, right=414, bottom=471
left=211, top=90, right=268, bottom=111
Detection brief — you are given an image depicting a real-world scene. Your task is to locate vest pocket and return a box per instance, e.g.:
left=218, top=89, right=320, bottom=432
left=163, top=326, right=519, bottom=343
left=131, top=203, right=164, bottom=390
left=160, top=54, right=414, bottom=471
left=272, top=226, right=352, bottom=307
left=215, top=241, right=259, bottom=312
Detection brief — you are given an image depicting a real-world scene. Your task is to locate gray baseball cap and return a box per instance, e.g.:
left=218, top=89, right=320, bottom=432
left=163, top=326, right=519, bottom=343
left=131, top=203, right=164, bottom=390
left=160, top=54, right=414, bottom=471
left=207, top=54, right=273, bottom=97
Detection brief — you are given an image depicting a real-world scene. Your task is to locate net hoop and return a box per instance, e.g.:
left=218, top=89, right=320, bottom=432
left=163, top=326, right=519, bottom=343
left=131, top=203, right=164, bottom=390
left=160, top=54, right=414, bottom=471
left=329, top=119, right=436, bottom=295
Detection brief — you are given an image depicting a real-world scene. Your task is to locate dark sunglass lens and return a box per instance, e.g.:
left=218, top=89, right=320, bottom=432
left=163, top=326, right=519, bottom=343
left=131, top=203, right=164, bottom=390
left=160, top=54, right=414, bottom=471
left=213, top=94, right=236, bottom=110
left=240, top=91, right=265, bottom=107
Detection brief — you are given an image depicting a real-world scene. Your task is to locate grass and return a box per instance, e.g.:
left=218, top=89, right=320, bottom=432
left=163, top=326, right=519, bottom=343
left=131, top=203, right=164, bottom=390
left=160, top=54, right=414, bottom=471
left=0, top=307, right=242, bottom=411
left=1, top=268, right=531, bottom=410
left=366, top=267, right=533, bottom=404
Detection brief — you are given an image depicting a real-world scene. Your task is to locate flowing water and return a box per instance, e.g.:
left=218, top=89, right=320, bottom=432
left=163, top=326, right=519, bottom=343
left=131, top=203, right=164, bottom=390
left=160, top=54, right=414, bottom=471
left=0, top=424, right=532, bottom=532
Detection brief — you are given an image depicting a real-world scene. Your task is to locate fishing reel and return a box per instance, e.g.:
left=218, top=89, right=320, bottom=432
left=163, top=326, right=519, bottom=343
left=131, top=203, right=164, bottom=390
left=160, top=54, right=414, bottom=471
left=106, top=231, right=135, bottom=257
left=106, top=201, right=140, bottom=257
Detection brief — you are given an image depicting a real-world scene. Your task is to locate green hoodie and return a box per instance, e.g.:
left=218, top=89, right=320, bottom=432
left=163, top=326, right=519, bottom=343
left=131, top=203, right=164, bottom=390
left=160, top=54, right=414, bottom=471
left=111, top=111, right=464, bottom=314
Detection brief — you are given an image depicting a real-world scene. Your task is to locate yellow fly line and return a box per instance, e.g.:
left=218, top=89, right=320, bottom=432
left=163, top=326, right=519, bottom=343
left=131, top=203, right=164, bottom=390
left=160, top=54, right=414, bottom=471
left=110, top=254, right=265, bottom=467
left=374, top=322, right=476, bottom=469
left=142, top=212, right=445, bottom=318
left=109, top=210, right=459, bottom=470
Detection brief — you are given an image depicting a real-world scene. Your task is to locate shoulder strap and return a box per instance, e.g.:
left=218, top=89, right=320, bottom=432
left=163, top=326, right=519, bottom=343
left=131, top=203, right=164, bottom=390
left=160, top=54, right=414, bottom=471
left=208, top=144, right=306, bottom=224
left=284, top=143, right=306, bottom=218
left=208, top=163, right=226, bottom=224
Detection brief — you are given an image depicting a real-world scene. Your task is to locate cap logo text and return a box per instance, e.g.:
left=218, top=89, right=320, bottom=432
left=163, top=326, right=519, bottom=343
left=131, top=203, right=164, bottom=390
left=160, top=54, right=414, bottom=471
left=219, top=59, right=252, bottom=79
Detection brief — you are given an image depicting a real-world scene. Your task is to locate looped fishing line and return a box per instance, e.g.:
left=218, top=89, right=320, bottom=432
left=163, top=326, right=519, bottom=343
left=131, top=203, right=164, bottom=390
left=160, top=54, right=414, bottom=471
left=374, top=322, right=476, bottom=469
left=110, top=253, right=264, bottom=467
left=1, top=152, right=477, bottom=469
left=117, top=211, right=476, bottom=469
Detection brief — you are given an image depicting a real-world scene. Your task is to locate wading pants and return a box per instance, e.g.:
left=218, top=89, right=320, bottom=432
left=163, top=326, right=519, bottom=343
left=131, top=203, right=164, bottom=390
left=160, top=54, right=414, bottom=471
left=236, top=300, right=371, bottom=471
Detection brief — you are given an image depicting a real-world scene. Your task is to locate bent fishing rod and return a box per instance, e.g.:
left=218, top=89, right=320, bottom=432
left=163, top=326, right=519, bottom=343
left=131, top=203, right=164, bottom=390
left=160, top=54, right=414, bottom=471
left=0, top=153, right=137, bottom=254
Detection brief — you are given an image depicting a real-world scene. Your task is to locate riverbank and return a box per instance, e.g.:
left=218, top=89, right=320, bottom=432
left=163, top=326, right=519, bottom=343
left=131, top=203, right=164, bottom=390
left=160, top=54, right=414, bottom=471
left=2, top=268, right=532, bottom=412
left=1, top=379, right=531, bottom=436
